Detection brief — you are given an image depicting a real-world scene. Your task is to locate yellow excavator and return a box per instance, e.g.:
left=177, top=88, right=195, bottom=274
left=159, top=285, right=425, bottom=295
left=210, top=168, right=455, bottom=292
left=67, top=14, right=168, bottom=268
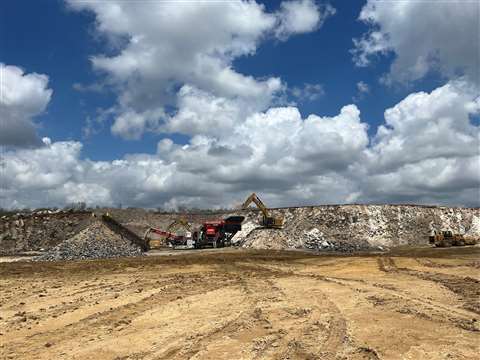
left=144, top=218, right=192, bottom=249
left=429, top=230, right=478, bottom=247
left=241, top=193, right=284, bottom=228
left=166, top=218, right=191, bottom=234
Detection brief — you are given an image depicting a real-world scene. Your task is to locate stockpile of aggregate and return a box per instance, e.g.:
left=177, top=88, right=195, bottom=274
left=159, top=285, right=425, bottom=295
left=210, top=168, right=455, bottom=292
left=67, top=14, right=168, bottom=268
left=0, top=210, right=93, bottom=255
left=3, top=205, right=479, bottom=255
left=36, top=221, right=143, bottom=261
left=234, top=220, right=377, bottom=253
left=233, top=206, right=479, bottom=252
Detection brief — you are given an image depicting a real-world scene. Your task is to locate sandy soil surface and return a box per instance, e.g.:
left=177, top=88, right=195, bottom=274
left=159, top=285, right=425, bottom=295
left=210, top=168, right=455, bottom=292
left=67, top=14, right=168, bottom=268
left=1, top=247, right=479, bottom=359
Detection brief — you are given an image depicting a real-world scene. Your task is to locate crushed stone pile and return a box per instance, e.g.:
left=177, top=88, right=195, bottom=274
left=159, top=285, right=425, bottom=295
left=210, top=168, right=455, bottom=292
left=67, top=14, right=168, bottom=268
left=232, top=206, right=479, bottom=252
left=234, top=220, right=377, bottom=253
left=3, top=205, right=479, bottom=255
left=464, top=215, right=480, bottom=242
left=0, top=210, right=93, bottom=255
left=465, top=215, right=480, bottom=236
left=36, top=221, right=143, bottom=261
left=239, top=227, right=290, bottom=250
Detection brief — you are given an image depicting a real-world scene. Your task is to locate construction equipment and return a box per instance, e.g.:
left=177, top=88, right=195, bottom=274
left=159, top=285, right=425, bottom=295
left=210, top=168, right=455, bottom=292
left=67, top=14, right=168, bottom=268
left=193, top=216, right=244, bottom=249
left=166, top=219, right=191, bottom=234
left=144, top=219, right=192, bottom=249
left=143, top=227, right=190, bottom=249
left=241, top=193, right=284, bottom=228
left=428, top=230, right=477, bottom=247
left=144, top=216, right=244, bottom=249
left=101, top=213, right=149, bottom=251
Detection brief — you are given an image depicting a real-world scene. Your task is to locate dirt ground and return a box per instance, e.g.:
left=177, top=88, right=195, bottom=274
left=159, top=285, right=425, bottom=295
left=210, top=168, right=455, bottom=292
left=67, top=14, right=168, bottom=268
left=1, top=247, right=479, bottom=360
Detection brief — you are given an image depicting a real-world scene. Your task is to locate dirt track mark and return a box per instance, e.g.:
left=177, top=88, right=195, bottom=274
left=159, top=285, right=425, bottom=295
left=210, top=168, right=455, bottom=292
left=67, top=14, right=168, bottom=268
left=149, top=267, right=288, bottom=359
left=415, top=258, right=480, bottom=269
left=2, top=274, right=236, bottom=358
left=257, top=260, right=479, bottom=333
left=2, top=249, right=479, bottom=360
left=376, top=257, right=398, bottom=273
left=377, top=257, right=480, bottom=315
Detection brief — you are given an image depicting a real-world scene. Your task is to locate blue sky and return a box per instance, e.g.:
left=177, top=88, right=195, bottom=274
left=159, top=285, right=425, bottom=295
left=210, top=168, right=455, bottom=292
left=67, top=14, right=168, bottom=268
left=1, top=0, right=445, bottom=160
left=1, top=0, right=478, bottom=209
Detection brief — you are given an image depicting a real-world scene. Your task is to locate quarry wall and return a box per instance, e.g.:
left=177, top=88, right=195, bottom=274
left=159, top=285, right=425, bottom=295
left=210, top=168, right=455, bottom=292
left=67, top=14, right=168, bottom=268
left=1, top=205, right=478, bottom=254
left=235, top=205, right=480, bottom=250
left=0, top=211, right=94, bottom=255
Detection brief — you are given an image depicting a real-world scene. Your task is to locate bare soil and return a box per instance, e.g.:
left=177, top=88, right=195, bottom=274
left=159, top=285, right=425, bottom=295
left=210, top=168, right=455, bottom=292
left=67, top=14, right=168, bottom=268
left=1, top=247, right=479, bottom=359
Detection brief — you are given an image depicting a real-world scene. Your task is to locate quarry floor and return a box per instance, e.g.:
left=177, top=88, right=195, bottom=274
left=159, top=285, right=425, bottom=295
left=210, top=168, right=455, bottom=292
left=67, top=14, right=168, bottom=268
left=1, top=247, right=479, bottom=360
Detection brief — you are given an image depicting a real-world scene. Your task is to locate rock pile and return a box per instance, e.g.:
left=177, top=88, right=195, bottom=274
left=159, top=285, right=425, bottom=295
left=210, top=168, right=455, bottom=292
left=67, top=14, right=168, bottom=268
left=239, top=227, right=290, bottom=250
left=0, top=210, right=93, bottom=255
left=232, top=205, right=479, bottom=252
left=234, top=220, right=378, bottom=253
left=2, top=205, right=479, bottom=255
left=36, top=221, right=143, bottom=261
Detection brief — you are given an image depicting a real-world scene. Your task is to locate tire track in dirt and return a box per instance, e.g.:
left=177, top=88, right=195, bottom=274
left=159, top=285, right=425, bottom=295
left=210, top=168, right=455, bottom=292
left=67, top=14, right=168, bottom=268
left=156, top=261, right=354, bottom=360
left=229, top=263, right=379, bottom=359
left=377, top=257, right=480, bottom=317
left=2, top=273, right=238, bottom=358
left=415, top=258, right=480, bottom=269
left=255, top=261, right=479, bottom=333
left=150, top=270, right=285, bottom=359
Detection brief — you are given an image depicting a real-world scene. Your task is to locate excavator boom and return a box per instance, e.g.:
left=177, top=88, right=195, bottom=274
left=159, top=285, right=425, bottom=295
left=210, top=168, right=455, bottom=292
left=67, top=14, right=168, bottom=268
left=167, top=219, right=191, bottom=233
left=241, top=193, right=284, bottom=229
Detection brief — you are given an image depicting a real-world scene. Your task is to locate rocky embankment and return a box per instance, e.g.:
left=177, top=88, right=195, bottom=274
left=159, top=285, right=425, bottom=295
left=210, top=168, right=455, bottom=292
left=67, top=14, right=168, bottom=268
left=232, top=205, right=480, bottom=252
left=36, top=221, right=143, bottom=261
left=0, top=210, right=94, bottom=255
left=1, top=205, right=479, bottom=255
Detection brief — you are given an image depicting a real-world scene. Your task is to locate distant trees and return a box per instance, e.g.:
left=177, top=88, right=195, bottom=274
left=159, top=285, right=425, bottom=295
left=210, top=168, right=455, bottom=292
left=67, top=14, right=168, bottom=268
left=64, top=202, right=87, bottom=211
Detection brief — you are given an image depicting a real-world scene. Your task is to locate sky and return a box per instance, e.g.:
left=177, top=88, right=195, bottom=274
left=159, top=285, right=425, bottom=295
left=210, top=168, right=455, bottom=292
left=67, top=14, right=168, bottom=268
left=0, top=0, right=479, bottom=210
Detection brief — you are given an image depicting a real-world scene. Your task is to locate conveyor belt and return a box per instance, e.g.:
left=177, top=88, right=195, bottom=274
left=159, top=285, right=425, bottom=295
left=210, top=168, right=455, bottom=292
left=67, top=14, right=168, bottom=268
left=101, top=214, right=149, bottom=251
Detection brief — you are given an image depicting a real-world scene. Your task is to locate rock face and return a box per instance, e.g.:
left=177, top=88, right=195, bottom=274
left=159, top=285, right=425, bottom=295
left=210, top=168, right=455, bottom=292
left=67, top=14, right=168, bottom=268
left=233, top=205, right=480, bottom=251
left=0, top=210, right=94, bottom=255
left=1, top=205, right=478, bottom=255
left=36, top=221, right=143, bottom=261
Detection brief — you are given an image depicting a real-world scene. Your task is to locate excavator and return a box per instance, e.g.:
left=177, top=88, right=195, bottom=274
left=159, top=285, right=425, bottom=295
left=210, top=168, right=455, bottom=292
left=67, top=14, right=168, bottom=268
left=429, top=230, right=478, bottom=247
left=166, top=219, right=191, bottom=235
left=144, top=217, right=244, bottom=249
left=144, top=218, right=192, bottom=248
left=241, top=193, right=284, bottom=228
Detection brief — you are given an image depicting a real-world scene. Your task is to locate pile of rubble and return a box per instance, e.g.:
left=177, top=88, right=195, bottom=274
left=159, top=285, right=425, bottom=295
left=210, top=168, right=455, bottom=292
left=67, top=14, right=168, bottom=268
left=2, top=205, right=479, bottom=256
left=36, top=221, right=143, bottom=261
left=0, top=210, right=93, bottom=255
left=234, top=220, right=378, bottom=253
left=465, top=215, right=480, bottom=239
left=233, top=206, right=479, bottom=252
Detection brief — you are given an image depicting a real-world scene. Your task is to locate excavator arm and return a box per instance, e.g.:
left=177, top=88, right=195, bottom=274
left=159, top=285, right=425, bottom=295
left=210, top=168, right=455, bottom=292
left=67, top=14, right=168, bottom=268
left=242, top=193, right=271, bottom=219
left=241, top=193, right=284, bottom=228
left=166, top=219, right=191, bottom=233
left=143, top=227, right=187, bottom=248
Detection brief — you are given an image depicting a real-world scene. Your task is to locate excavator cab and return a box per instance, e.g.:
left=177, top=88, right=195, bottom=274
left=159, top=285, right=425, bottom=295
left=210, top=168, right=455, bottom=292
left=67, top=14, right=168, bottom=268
left=262, top=215, right=284, bottom=228
left=241, top=193, right=284, bottom=229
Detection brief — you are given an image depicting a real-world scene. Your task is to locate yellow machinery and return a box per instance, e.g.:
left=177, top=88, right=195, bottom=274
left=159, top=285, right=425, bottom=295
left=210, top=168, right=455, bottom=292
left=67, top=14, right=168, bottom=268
left=241, top=193, right=284, bottom=228
left=166, top=219, right=191, bottom=234
left=429, top=230, right=477, bottom=247
left=144, top=218, right=192, bottom=249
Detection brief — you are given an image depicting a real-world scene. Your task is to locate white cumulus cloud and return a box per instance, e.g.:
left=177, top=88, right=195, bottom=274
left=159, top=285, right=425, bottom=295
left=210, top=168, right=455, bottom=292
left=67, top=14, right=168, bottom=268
left=275, top=0, right=335, bottom=39
left=3, top=80, right=477, bottom=209
left=353, top=0, right=480, bottom=85
left=0, top=64, right=52, bottom=147
left=66, top=0, right=331, bottom=140
left=358, top=80, right=480, bottom=206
